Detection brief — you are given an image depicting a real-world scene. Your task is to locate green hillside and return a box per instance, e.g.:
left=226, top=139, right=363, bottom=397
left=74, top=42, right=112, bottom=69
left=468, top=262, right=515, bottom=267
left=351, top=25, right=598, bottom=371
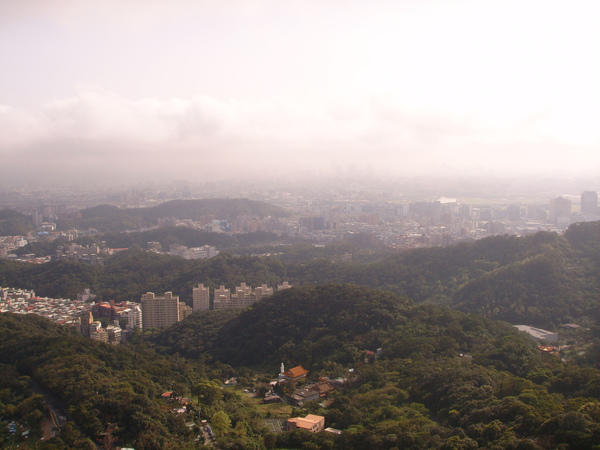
left=0, top=209, right=34, bottom=236
left=0, top=313, right=266, bottom=448
left=57, top=198, right=289, bottom=232
left=4, top=223, right=600, bottom=329
left=149, top=284, right=544, bottom=375
left=3, top=283, right=600, bottom=448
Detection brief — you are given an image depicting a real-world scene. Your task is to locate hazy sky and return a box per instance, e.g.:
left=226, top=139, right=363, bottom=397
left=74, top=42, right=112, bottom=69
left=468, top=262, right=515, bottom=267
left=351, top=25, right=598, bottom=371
left=1, top=0, right=599, bottom=185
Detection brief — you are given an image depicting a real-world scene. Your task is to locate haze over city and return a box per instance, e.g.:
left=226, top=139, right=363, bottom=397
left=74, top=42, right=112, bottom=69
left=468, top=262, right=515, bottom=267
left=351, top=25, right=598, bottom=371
left=1, top=0, right=599, bottom=186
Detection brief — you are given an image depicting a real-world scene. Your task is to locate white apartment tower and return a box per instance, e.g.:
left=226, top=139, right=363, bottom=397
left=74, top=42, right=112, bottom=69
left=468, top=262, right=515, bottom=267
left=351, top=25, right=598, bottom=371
left=141, top=292, right=180, bottom=329
left=192, top=284, right=210, bottom=312
left=254, top=284, right=274, bottom=300
left=277, top=281, right=292, bottom=291
left=581, top=191, right=598, bottom=215
left=127, top=305, right=143, bottom=330
left=213, top=286, right=231, bottom=310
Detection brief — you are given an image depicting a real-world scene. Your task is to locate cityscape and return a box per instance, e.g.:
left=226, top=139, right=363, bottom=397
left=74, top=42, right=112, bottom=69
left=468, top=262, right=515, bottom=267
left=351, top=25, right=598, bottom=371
left=2, top=0, right=600, bottom=447
left=1, top=178, right=599, bottom=261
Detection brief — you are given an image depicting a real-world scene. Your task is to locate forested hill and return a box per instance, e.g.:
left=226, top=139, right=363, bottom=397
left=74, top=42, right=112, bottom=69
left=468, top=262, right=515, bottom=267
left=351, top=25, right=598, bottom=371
left=83, top=198, right=289, bottom=220
left=0, top=313, right=230, bottom=448
left=148, top=284, right=541, bottom=376
left=146, top=284, right=600, bottom=448
left=3, top=222, right=600, bottom=328
left=345, top=230, right=591, bottom=327
left=5, top=286, right=600, bottom=448
left=0, top=209, right=35, bottom=236
left=57, top=198, right=289, bottom=232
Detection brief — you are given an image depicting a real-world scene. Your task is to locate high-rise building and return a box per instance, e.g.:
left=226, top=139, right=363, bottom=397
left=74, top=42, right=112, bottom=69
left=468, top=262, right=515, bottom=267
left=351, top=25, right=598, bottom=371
left=213, top=286, right=231, bottom=310
left=80, top=311, right=93, bottom=338
left=527, top=204, right=543, bottom=220
left=506, top=205, right=522, bottom=221
left=192, top=284, right=210, bottom=312
left=106, top=321, right=122, bottom=344
left=89, top=321, right=108, bottom=342
left=127, top=305, right=142, bottom=330
left=299, top=216, right=326, bottom=232
left=179, top=303, right=193, bottom=321
left=212, top=283, right=284, bottom=310
left=231, top=283, right=254, bottom=308
left=581, top=191, right=598, bottom=214
left=460, top=204, right=471, bottom=219
left=549, top=197, right=572, bottom=224
left=277, top=281, right=292, bottom=291
left=254, top=284, right=274, bottom=300
left=141, top=292, right=180, bottom=329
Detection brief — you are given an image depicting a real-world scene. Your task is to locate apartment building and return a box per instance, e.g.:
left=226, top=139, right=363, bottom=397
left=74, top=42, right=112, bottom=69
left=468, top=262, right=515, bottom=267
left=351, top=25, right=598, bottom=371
left=192, top=284, right=210, bottom=312
left=141, top=291, right=180, bottom=329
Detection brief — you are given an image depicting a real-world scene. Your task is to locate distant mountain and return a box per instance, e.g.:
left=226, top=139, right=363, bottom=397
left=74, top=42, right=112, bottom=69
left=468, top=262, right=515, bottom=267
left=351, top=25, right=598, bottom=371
left=142, top=198, right=289, bottom=221
left=80, top=203, right=123, bottom=219
left=81, top=198, right=288, bottom=221
left=64, top=198, right=289, bottom=232
left=0, top=208, right=34, bottom=236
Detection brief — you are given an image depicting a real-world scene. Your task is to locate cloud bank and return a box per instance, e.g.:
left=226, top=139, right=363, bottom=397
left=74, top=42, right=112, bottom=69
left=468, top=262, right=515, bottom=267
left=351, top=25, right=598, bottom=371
left=1, top=1, right=599, bottom=185
left=1, top=85, right=598, bottom=186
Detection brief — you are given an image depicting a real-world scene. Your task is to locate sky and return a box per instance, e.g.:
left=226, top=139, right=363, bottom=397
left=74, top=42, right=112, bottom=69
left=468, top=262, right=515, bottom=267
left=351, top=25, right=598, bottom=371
left=1, top=0, right=599, bottom=186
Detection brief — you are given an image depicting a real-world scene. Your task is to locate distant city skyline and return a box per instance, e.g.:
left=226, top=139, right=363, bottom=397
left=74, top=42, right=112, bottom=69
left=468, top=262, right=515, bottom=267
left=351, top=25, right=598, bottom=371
left=1, top=0, right=599, bottom=186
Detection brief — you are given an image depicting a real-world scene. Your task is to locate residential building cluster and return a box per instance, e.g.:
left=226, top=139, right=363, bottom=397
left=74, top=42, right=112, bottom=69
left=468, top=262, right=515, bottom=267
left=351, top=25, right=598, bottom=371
left=75, top=282, right=294, bottom=338
left=169, top=243, right=219, bottom=260
left=277, top=365, right=345, bottom=405
left=31, top=204, right=81, bottom=227
left=0, top=286, right=92, bottom=327
left=1, top=281, right=290, bottom=341
left=0, top=235, right=28, bottom=258
left=2, top=186, right=599, bottom=264
left=266, top=190, right=600, bottom=251
left=79, top=300, right=143, bottom=344
left=0, top=284, right=146, bottom=345
left=158, top=216, right=216, bottom=229
left=193, top=281, right=292, bottom=312
left=54, top=242, right=104, bottom=265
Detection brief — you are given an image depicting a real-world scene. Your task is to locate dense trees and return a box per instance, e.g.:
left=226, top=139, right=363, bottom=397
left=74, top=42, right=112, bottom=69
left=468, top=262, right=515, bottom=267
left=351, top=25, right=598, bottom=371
left=56, top=198, right=288, bottom=232
left=0, top=209, right=34, bottom=236
left=6, top=223, right=600, bottom=328
left=4, top=278, right=600, bottom=447
left=5, top=222, right=600, bottom=447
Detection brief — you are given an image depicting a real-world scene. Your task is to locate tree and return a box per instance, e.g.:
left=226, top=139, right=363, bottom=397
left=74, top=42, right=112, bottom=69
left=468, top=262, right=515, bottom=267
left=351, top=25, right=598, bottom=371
left=193, top=380, right=223, bottom=406
left=211, top=411, right=231, bottom=437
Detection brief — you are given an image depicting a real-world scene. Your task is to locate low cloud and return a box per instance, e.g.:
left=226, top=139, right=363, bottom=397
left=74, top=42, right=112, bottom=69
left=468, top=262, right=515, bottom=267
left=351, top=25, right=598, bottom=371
left=1, top=85, right=598, bottom=186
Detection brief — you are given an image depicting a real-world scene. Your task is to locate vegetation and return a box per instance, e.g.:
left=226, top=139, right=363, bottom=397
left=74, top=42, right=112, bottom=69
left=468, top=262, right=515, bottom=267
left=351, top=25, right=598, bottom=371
left=55, top=198, right=289, bottom=232
left=0, top=209, right=34, bottom=236
left=4, top=222, right=600, bottom=447
left=4, top=223, right=600, bottom=328
left=0, top=313, right=267, bottom=448
left=4, top=281, right=600, bottom=448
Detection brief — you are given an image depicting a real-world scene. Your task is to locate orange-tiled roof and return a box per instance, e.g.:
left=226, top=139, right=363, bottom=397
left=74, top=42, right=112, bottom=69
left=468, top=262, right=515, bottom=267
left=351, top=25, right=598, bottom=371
left=284, top=365, right=309, bottom=378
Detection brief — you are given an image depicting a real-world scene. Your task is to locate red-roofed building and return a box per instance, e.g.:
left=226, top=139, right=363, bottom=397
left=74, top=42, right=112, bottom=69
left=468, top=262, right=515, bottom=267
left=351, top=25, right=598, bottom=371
left=93, top=302, right=114, bottom=319
left=279, top=365, right=309, bottom=383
